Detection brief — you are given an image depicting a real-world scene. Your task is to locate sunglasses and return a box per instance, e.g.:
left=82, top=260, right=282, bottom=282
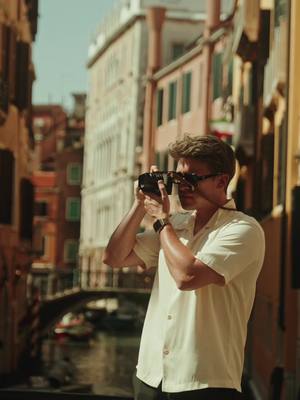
left=138, top=171, right=222, bottom=196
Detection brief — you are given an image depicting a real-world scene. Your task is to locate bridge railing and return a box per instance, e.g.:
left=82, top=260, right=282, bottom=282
left=30, top=269, right=81, bottom=301
left=85, top=268, right=153, bottom=291
left=31, top=267, right=154, bottom=301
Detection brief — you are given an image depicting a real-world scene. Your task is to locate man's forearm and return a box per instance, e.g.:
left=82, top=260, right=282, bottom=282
left=159, top=224, right=195, bottom=282
left=103, top=201, right=146, bottom=265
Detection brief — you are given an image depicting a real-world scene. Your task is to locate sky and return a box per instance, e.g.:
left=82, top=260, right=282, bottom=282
left=32, top=0, right=119, bottom=111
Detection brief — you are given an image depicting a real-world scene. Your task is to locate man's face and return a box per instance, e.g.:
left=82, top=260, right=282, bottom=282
left=176, top=158, right=225, bottom=210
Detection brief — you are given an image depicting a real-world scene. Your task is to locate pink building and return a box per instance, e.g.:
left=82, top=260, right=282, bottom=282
left=142, top=2, right=234, bottom=172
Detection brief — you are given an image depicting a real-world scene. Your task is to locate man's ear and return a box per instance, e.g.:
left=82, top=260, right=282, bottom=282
left=216, top=174, right=229, bottom=189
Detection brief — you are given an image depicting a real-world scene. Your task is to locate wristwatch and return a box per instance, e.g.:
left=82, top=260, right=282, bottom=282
left=153, top=218, right=170, bottom=234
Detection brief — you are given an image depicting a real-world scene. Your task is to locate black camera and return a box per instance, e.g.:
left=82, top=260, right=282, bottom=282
left=138, top=172, right=173, bottom=196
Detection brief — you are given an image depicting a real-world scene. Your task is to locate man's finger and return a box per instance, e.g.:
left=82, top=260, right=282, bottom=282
left=150, top=165, right=159, bottom=173
left=158, top=179, right=168, bottom=199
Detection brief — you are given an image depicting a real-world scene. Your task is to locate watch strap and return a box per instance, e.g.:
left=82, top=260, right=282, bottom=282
left=153, top=218, right=170, bottom=233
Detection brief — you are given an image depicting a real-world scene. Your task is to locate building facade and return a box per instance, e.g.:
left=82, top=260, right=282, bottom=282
left=80, top=0, right=211, bottom=289
left=56, top=95, right=85, bottom=276
left=231, top=1, right=299, bottom=398
left=145, top=0, right=300, bottom=398
left=0, top=0, right=38, bottom=382
left=32, top=95, right=85, bottom=297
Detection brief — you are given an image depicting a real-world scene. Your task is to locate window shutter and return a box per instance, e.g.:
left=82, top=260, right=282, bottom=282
left=0, top=149, right=14, bottom=224
left=8, top=28, right=17, bottom=102
left=168, top=81, right=177, bottom=121
left=0, top=24, right=9, bottom=114
left=212, top=53, right=223, bottom=100
left=66, top=198, right=80, bottom=221
left=16, top=41, right=30, bottom=110
left=182, top=72, right=192, bottom=113
left=156, top=88, right=164, bottom=127
left=260, top=134, right=274, bottom=215
left=20, top=178, right=34, bottom=240
left=64, top=240, right=78, bottom=262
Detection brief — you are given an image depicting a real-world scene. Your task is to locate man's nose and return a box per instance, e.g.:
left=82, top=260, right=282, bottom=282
left=178, top=182, right=193, bottom=192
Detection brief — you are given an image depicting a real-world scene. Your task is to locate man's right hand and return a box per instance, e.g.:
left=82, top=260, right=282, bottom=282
left=134, top=180, right=146, bottom=205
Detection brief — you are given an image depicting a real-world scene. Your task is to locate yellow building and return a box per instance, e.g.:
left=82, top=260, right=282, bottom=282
left=232, top=0, right=299, bottom=398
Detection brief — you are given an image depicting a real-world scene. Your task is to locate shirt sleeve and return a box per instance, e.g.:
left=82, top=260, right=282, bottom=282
left=196, top=219, right=265, bottom=284
left=133, top=229, right=161, bottom=269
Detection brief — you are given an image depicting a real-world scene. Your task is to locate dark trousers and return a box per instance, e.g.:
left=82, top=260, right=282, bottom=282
left=133, top=374, right=245, bottom=400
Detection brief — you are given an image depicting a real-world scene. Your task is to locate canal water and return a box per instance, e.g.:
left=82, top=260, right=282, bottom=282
left=42, top=330, right=141, bottom=397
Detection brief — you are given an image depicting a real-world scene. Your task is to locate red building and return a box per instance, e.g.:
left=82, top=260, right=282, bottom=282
left=32, top=94, right=85, bottom=295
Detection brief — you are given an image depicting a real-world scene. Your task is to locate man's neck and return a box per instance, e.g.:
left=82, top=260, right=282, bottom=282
left=194, top=197, right=228, bottom=234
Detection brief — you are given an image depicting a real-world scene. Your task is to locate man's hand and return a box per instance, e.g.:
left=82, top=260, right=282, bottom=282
left=144, top=165, right=170, bottom=219
left=134, top=180, right=146, bottom=206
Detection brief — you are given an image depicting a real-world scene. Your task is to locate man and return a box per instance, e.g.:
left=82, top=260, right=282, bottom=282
left=103, top=135, right=265, bottom=400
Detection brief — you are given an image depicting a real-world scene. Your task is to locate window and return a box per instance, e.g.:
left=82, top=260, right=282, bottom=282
left=259, top=133, right=274, bottom=215
left=0, top=149, right=14, bottom=225
left=274, top=0, right=286, bottom=27
left=20, top=178, right=34, bottom=240
left=41, top=235, right=49, bottom=258
left=34, top=201, right=48, bottom=217
left=277, top=123, right=287, bottom=205
left=64, top=240, right=78, bottom=263
left=156, top=88, right=164, bottom=127
left=198, top=63, right=203, bottom=107
left=16, top=41, right=30, bottom=110
left=66, top=198, right=81, bottom=221
left=172, top=43, right=185, bottom=60
left=168, top=81, right=177, bottom=121
left=155, top=151, right=169, bottom=171
left=212, top=52, right=223, bottom=100
left=67, top=163, right=82, bottom=185
left=182, top=72, right=192, bottom=114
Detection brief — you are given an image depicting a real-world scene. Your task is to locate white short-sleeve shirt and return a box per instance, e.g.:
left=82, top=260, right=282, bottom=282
left=133, top=199, right=265, bottom=393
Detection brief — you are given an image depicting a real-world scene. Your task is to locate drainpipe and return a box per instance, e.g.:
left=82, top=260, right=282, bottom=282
left=142, top=7, right=165, bottom=172
left=202, top=0, right=221, bottom=134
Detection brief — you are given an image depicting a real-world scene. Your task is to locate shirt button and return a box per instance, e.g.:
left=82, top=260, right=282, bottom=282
left=163, top=349, right=169, bottom=356
left=167, top=315, right=172, bottom=320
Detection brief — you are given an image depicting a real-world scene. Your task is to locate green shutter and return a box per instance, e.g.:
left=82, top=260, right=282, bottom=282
left=212, top=53, right=223, bottom=100
left=168, top=81, right=177, bottom=121
left=67, top=198, right=80, bottom=221
left=156, top=88, right=164, bottom=126
left=68, top=164, right=81, bottom=184
left=66, top=241, right=78, bottom=262
left=182, top=72, right=192, bottom=114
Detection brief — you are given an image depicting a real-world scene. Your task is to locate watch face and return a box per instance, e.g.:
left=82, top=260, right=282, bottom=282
left=153, top=219, right=162, bottom=232
left=153, top=219, right=168, bottom=233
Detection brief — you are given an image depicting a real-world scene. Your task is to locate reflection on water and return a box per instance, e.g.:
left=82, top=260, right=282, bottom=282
left=42, top=330, right=141, bottom=397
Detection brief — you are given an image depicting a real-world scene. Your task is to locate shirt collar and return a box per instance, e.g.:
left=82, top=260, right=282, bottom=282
left=191, top=198, right=237, bottom=230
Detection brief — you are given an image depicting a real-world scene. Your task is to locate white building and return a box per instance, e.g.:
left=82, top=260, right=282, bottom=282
left=80, top=0, right=232, bottom=288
